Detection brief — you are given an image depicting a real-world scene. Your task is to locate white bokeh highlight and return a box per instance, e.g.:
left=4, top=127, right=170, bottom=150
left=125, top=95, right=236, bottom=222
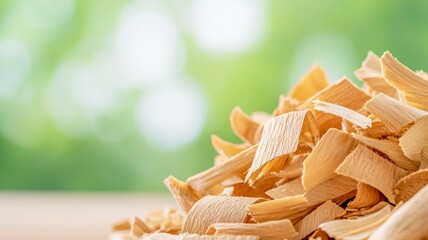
left=115, top=6, right=185, bottom=87
left=189, top=0, right=267, bottom=54
left=0, top=39, right=31, bottom=99
left=47, top=56, right=122, bottom=137
left=135, top=80, right=207, bottom=149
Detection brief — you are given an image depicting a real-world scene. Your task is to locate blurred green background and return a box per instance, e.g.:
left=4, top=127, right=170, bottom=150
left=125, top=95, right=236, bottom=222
left=0, top=0, right=427, bottom=191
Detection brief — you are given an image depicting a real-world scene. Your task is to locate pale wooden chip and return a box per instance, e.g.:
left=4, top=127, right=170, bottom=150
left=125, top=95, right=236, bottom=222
left=364, top=93, right=427, bottom=132
left=230, top=107, right=261, bottom=145
left=369, top=185, right=428, bottom=240
left=354, top=51, right=398, bottom=98
left=344, top=202, right=390, bottom=218
left=319, top=204, right=392, bottom=239
left=335, top=145, right=408, bottom=203
left=247, top=195, right=308, bottom=223
left=271, top=153, right=307, bottom=180
left=299, top=78, right=371, bottom=133
left=302, top=128, right=358, bottom=191
left=313, top=100, right=372, bottom=128
left=399, top=115, right=428, bottom=163
left=211, top=135, right=249, bottom=158
left=266, top=175, right=356, bottom=207
left=182, top=196, right=261, bottom=234
left=208, top=219, right=297, bottom=240
left=421, top=146, right=428, bottom=169
left=164, top=176, right=202, bottom=213
left=287, top=64, right=329, bottom=102
left=352, top=133, right=419, bottom=171
left=394, top=168, right=428, bottom=203
left=245, top=110, right=318, bottom=184
left=187, top=144, right=258, bottom=193
left=272, top=95, right=299, bottom=116
left=265, top=177, right=304, bottom=199
left=131, top=216, right=153, bottom=237
left=380, top=51, right=428, bottom=111
left=113, top=219, right=131, bottom=231
left=347, top=183, right=385, bottom=209
left=295, top=200, right=346, bottom=240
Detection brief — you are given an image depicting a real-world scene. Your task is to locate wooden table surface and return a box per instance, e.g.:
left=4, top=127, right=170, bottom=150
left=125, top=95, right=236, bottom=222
left=0, top=192, right=176, bottom=240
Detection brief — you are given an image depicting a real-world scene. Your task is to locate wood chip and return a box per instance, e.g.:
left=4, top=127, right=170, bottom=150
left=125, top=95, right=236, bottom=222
left=287, top=64, right=329, bottom=102
left=364, top=93, right=427, bottom=132
left=299, top=78, right=371, bottom=133
left=399, top=115, right=428, bottom=163
left=230, top=107, right=261, bottom=145
left=211, top=135, right=249, bottom=158
left=164, top=176, right=202, bottom=213
left=302, top=128, right=358, bottom=191
left=272, top=95, right=299, bottom=116
left=347, top=183, right=385, bottom=209
left=352, top=133, right=419, bottom=170
left=380, top=51, right=428, bottom=111
left=355, top=51, right=398, bottom=98
left=295, top=200, right=346, bottom=240
left=369, top=185, right=428, bottom=240
left=247, top=195, right=308, bottom=223
left=182, top=196, right=261, bottom=234
left=313, top=100, right=372, bottom=128
left=335, top=145, right=408, bottom=203
left=394, top=168, right=428, bottom=202
left=319, top=204, right=392, bottom=239
left=208, top=219, right=297, bottom=240
left=131, top=216, right=153, bottom=237
left=245, top=110, right=318, bottom=184
left=187, top=144, right=258, bottom=193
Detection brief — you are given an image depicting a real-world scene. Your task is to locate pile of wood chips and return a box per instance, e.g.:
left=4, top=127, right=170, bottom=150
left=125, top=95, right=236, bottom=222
left=111, top=51, right=428, bottom=240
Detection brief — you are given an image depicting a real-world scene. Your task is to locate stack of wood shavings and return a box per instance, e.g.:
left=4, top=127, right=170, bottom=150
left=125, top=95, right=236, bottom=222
left=111, top=51, right=428, bottom=240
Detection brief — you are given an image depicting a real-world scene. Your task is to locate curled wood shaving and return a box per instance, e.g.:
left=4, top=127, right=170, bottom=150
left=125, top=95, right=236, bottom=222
left=247, top=195, right=308, bottom=223
left=287, top=64, right=329, bottom=102
left=319, top=204, right=392, bottom=239
left=302, top=128, right=358, bottom=191
left=364, top=93, right=427, bottom=132
left=352, top=133, right=419, bottom=170
left=131, top=216, right=153, bottom=237
left=354, top=51, right=398, bottom=98
left=187, top=144, right=258, bottom=193
left=380, top=51, right=428, bottom=111
left=313, top=100, right=372, bottom=128
left=347, top=183, right=385, bottom=209
left=369, top=185, right=428, bottom=240
left=272, top=95, right=299, bottom=116
left=208, top=219, right=297, bottom=240
left=394, top=168, right=428, bottom=203
left=271, top=153, right=307, bottom=180
left=182, top=196, right=260, bottom=234
left=335, top=145, right=408, bottom=203
left=113, top=219, right=131, bottom=231
left=230, top=107, right=261, bottom=145
left=164, top=176, right=202, bottom=213
left=295, top=200, right=346, bottom=240
left=399, top=115, right=428, bottom=163
left=211, top=135, right=249, bottom=158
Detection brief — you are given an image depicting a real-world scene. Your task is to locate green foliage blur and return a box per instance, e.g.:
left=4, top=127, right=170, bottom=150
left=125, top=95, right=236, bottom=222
left=0, top=0, right=428, bottom=191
